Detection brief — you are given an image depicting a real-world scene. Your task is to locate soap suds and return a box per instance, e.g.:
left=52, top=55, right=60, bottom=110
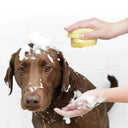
left=33, top=44, right=41, bottom=54
left=63, top=117, right=71, bottom=124
left=31, top=56, right=36, bottom=60
left=28, top=85, right=44, bottom=93
left=57, top=58, right=60, bottom=61
left=63, top=90, right=82, bottom=124
left=63, top=90, right=105, bottom=124
left=28, top=79, right=44, bottom=92
left=29, top=32, right=52, bottom=49
left=84, top=95, right=105, bottom=110
left=70, top=90, right=82, bottom=103
left=65, top=85, right=71, bottom=93
left=40, top=82, right=44, bottom=89
left=75, top=92, right=105, bottom=111
left=19, top=45, right=31, bottom=61
left=19, top=44, right=42, bottom=61
left=77, top=101, right=87, bottom=110
left=47, top=54, right=54, bottom=63
left=28, top=87, right=35, bottom=92
left=19, top=32, right=58, bottom=61
left=33, top=86, right=39, bottom=90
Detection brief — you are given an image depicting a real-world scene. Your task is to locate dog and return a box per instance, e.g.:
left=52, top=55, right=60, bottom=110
left=4, top=43, right=117, bottom=128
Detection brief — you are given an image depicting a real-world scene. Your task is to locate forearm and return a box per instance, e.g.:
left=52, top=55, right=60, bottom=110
left=96, top=86, right=128, bottom=103
left=54, top=86, right=128, bottom=117
left=114, top=18, right=128, bottom=37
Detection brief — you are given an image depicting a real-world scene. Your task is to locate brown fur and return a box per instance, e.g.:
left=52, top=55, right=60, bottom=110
left=4, top=44, right=117, bottom=128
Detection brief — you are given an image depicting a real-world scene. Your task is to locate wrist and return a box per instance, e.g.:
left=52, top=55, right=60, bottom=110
left=114, top=18, right=128, bottom=37
left=82, top=89, right=106, bottom=103
left=89, top=89, right=108, bottom=102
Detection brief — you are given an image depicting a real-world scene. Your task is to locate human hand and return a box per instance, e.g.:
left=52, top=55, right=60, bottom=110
left=65, top=18, right=119, bottom=40
left=54, top=89, right=105, bottom=117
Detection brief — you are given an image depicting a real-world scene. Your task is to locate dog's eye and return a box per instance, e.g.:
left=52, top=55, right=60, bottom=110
left=19, top=66, right=25, bottom=73
left=45, top=66, right=51, bottom=72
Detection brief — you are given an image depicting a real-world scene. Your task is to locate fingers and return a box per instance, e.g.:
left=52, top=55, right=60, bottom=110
left=54, top=100, right=89, bottom=117
left=66, top=102, right=78, bottom=110
left=80, top=30, right=101, bottom=39
left=64, top=18, right=101, bottom=39
left=64, top=19, right=94, bottom=32
left=54, top=108, right=87, bottom=117
left=64, top=24, right=83, bottom=32
left=80, top=29, right=114, bottom=40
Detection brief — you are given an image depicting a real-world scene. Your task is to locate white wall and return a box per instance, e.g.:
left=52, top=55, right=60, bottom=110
left=0, top=0, right=128, bottom=128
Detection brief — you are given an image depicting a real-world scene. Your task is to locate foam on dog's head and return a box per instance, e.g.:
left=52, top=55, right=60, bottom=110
left=19, top=44, right=31, bottom=61
left=19, top=32, right=57, bottom=61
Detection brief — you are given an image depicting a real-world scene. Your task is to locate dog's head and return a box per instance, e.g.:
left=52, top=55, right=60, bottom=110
left=4, top=43, right=70, bottom=112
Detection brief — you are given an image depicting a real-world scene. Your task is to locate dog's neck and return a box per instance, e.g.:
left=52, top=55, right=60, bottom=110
left=33, top=109, right=60, bottom=124
left=33, top=84, right=75, bottom=124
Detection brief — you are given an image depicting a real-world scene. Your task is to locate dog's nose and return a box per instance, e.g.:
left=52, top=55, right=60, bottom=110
left=25, top=94, right=40, bottom=108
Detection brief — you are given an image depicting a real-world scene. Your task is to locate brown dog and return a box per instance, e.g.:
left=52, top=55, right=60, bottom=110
left=4, top=43, right=117, bottom=128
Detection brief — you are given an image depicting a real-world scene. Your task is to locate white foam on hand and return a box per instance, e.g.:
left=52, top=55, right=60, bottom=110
left=75, top=89, right=106, bottom=111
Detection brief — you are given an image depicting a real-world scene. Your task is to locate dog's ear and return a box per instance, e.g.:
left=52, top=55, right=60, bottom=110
left=4, top=53, right=15, bottom=95
left=58, top=51, right=70, bottom=92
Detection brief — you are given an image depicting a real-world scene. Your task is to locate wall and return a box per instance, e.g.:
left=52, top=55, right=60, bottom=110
left=0, top=0, right=128, bottom=127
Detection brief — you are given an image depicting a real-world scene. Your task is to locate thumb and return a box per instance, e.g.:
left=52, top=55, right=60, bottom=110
left=80, top=30, right=101, bottom=40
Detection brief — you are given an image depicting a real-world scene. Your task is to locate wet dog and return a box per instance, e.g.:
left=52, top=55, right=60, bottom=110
left=4, top=43, right=117, bottom=128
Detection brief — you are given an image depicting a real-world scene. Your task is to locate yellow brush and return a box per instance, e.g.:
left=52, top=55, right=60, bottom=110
left=68, top=28, right=97, bottom=48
